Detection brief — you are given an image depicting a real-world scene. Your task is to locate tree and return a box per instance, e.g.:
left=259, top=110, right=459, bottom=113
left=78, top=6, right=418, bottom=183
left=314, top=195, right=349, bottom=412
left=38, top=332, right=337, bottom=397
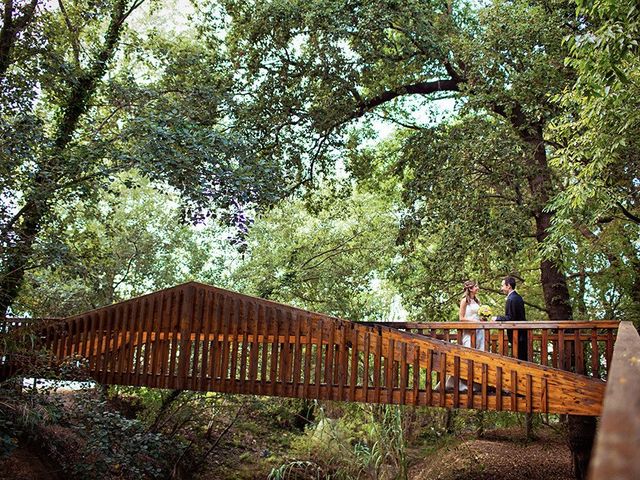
left=350, top=117, right=548, bottom=321
left=0, top=0, right=287, bottom=316
left=231, top=186, right=398, bottom=322
left=1, top=0, right=148, bottom=315
left=217, top=0, right=576, bottom=320
left=12, top=171, right=230, bottom=316
left=548, top=0, right=640, bottom=322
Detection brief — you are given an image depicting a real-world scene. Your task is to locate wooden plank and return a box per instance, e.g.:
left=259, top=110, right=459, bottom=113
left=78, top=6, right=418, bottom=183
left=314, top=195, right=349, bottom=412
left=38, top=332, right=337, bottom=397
left=510, top=370, right=517, bottom=412
left=314, top=319, right=323, bottom=400
left=282, top=310, right=294, bottom=396
left=496, top=366, right=503, bottom=411
left=248, top=301, right=259, bottom=390
left=386, top=338, right=395, bottom=404
left=107, top=305, right=121, bottom=383
left=349, top=325, right=358, bottom=402
left=557, top=329, right=565, bottom=370
left=363, top=332, right=370, bottom=403
left=588, top=322, right=640, bottom=480
left=400, top=342, right=408, bottom=405
left=425, top=349, right=433, bottom=406
left=467, top=359, right=474, bottom=409
left=368, top=320, right=620, bottom=330
left=374, top=332, right=382, bottom=404
left=325, top=322, right=335, bottom=395
left=605, top=329, right=614, bottom=375
left=292, top=312, right=303, bottom=393
left=453, top=355, right=460, bottom=408
left=199, top=290, right=214, bottom=391
left=210, top=292, right=224, bottom=388
left=122, top=300, right=138, bottom=385
left=439, top=352, right=446, bottom=408
left=229, top=296, right=240, bottom=391
left=481, top=364, right=488, bottom=410
left=167, top=290, right=182, bottom=388
left=337, top=324, right=347, bottom=400
left=87, top=313, right=98, bottom=374
left=191, top=287, right=206, bottom=390
left=260, top=304, right=269, bottom=387
left=149, top=294, right=166, bottom=388
left=498, top=329, right=505, bottom=355
left=221, top=295, right=233, bottom=386
left=303, top=316, right=312, bottom=398
left=79, top=314, right=89, bottom=359
left=138, top=297, right=152, bottom=383
left=133, top=301, right=145, bottom=384
left=590, top=328, right=599, bottom=378
left=279, top=309, right=291, bottom=386
left=413, top=345, right=420, bottom=406
left=541, top=329, right=548, bottom=366
left=526, top=374, right=533, bottom=413
left=269, top=307, right=280, bottom=396
left=575, top=328, right=584, bottom=375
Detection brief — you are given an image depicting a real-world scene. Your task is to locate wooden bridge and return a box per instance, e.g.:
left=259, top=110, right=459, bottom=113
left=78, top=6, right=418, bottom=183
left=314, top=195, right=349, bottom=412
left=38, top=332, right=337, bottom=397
left=2, top=281, right=638, bottom=478
left=1, top=282, right=617, bottom=415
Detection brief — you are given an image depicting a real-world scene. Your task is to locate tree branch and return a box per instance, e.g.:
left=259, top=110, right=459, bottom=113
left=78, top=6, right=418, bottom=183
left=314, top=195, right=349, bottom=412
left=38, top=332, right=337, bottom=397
left=617, top=202, right=640, bottom=224
left=57, top=0, right=81, bottom=67
left=0, top=0, right=39, bottom=77
left=355, top=78, right=460, bottom=120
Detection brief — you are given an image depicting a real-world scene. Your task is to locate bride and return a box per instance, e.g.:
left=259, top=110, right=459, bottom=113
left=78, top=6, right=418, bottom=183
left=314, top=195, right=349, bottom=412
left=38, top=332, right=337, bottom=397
left=444, top=280, right=486, bottom=392
left=459, top=280, right=485, bottom=351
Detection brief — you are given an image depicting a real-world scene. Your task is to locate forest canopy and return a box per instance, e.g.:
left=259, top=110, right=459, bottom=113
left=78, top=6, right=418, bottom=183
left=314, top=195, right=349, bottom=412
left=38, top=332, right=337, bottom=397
left=1, top=0, right=638, bottom=323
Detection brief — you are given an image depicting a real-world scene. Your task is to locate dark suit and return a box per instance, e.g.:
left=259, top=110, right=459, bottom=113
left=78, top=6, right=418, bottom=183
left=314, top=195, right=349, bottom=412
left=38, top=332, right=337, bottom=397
left=496, top=291, right=528, bottom=361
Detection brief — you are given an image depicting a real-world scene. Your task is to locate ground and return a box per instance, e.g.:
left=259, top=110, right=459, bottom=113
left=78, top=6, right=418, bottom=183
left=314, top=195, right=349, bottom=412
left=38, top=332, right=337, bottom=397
left=0, top=391, right=574, bottom=480
left=0, top=445, right=62, bottom=480
left=408, top=427, right=573, bottom=480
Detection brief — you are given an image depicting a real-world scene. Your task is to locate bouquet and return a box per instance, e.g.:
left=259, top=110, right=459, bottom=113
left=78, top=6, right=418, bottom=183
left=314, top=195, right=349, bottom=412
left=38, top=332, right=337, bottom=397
left=477, top=305, right=493, bottom=321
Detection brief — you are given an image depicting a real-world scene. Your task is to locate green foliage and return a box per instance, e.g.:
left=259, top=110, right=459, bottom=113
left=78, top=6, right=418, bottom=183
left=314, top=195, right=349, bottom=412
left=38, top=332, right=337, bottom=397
left=0, top=387, right=183, bottom=479
left=271, top=404, right=409, bottom=480
left=11, top=171, right=230, bottom=316
left=547, top=0, right=640, bottom=320
left=231, top=186, right=399, bottom=321
left=61, top=396, right=180, bottom=479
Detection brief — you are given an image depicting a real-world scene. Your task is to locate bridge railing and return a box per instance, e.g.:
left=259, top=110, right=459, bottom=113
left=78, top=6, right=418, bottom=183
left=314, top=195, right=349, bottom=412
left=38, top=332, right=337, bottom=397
left=363, top=321, right=619, bottom=379
left=588, top=321, right=640, bottom=480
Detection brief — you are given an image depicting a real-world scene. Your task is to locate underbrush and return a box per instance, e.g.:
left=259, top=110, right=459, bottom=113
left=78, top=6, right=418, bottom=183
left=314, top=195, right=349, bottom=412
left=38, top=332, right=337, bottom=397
left=0, top=384, right=184, bottom=479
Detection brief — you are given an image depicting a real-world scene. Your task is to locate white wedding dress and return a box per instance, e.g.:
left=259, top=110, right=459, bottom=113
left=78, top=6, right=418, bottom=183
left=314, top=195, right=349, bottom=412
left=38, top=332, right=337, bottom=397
left=462, top=301, right=485, bottom=351
left=443, top=301, right=485, bottom=392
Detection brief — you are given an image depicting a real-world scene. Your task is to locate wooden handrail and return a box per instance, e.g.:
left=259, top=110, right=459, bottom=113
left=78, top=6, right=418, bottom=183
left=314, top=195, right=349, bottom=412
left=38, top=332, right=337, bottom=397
left=365, top=321, right=620, bottom=329
left=588, top=321, right=640, bottom=479
left=365, top=321, right=619, bottom=379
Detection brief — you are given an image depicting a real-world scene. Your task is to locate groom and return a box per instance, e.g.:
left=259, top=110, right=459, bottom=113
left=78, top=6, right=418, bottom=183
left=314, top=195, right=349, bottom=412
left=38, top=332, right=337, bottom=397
left=494, top=276, right=528, bottom=361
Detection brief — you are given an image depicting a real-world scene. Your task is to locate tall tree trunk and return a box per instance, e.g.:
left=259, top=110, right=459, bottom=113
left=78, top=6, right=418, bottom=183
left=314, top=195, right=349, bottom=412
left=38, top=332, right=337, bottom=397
left=0, top=0, right=39, bottom=78
left=0, top=200, right=46, bottom=316
left=525, top=128, right=595, bottom=480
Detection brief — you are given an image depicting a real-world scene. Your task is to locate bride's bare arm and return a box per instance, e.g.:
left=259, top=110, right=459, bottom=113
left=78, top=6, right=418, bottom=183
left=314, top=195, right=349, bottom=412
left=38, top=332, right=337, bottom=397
left=459, top=298, right=467, bottom=321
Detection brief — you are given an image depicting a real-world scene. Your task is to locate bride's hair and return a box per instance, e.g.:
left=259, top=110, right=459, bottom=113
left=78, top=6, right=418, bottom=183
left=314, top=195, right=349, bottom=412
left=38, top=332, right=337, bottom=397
left=462, top=280, right=479, bottom=305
